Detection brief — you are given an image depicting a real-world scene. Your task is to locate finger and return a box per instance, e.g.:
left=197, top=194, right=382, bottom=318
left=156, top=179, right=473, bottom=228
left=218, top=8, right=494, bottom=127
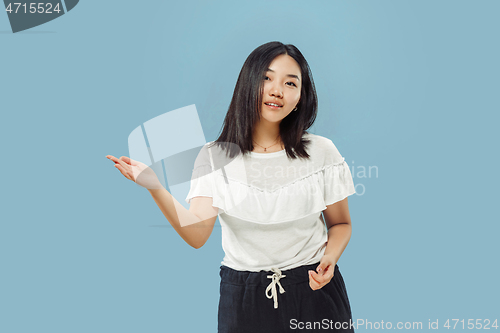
left=309, top=270, right=323, bottom=284
left=309, top=270, right=323, bottom=282
left=119, top=156, right=131, bottom=165
left=119, top=156, right=139, bottom=166
left=309, top=275, right=320, bottom=290
left=115, top=163, right=133, bottom=181
left=114, top=163, right=132, bottom=179
left=318, top=261, right=333, bottom=274
left=320, top=265, right=331, bottom=277
left=312, top=271, right=332, bottom=286
left=109, top=155, right=131, bottom=171
left=107, top=155, right=121, bottom=164
left=320, top=267, right=334, bottom=280
left=108, top=156, right=132, bottom=178
left=106, top=155, right=118, bottom=162
left=119, top=156, right=134, bottom=166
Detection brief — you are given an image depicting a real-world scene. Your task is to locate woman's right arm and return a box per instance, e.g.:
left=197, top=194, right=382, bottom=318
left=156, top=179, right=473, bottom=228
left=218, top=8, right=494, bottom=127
left=106, top=155, right=218, bottom=249
left=148, top=188, right=217, bottom=249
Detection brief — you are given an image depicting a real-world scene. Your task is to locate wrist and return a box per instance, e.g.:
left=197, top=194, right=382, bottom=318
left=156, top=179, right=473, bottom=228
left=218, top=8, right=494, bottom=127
left=322, top=252, right=339, bottom=265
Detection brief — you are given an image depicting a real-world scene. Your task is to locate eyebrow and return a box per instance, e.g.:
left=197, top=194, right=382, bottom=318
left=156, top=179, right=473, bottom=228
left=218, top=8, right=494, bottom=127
left=266, top=68, right=300, bottom=81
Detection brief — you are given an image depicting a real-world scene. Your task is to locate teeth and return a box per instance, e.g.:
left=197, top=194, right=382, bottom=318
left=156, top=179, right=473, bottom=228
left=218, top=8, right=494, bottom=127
left=266, top=103, right=281, bottom=107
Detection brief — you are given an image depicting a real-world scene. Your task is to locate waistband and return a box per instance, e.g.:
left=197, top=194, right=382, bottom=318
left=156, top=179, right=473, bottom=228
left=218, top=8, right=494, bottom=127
left=220, top=262, right=322, bottom=287
left=220, top=262, right=328, bottom=309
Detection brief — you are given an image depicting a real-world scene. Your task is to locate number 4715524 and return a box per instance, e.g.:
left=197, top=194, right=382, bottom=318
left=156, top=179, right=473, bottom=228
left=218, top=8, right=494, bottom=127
left=444, top=319, right=498, bottom=330
left=5, top=3, right=62, bottom=14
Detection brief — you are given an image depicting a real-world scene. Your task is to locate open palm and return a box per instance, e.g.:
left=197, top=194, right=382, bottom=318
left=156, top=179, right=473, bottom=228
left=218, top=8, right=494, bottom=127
left=106, top=155, right=163, bottom=190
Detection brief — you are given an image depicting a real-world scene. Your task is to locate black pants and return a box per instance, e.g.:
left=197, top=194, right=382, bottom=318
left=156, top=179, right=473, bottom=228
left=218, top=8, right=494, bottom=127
left=218, top=262, right=355, bottom=332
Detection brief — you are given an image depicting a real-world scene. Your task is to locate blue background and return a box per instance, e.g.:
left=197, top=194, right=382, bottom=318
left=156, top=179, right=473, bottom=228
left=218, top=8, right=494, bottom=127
left=1, top=0, right=499, bottom=332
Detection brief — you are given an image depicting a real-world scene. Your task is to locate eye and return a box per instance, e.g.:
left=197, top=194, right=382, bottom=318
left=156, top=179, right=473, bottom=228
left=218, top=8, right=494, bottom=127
left=286, top=82, right=297, bottom=87
left=264, top=76, right=270, bottom=80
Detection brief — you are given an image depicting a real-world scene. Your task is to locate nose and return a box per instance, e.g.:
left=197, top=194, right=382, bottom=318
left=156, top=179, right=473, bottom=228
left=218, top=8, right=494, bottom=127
left=269, top=83, right=283, bottom=98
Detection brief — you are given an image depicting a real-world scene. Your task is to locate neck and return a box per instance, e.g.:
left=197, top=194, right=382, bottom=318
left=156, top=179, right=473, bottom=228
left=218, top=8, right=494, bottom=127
left=252, top=119, right=282, bottom=149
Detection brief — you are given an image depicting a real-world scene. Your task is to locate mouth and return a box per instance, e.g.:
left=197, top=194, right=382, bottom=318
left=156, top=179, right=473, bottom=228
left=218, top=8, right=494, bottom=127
left=264, top=102, right=283, bottom=109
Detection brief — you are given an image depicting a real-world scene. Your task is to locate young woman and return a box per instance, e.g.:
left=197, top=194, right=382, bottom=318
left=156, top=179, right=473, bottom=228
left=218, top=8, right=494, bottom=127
left=106, top=41, right=356, bottom=332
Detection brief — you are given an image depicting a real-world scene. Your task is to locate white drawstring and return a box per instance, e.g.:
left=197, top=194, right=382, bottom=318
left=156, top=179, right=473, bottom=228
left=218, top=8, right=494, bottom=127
left=265, top=268, right=286, bottom=309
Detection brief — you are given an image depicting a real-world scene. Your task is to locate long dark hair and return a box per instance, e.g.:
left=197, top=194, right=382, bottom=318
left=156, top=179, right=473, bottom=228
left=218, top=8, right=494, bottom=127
left=208, top=41, right=318, bottom=160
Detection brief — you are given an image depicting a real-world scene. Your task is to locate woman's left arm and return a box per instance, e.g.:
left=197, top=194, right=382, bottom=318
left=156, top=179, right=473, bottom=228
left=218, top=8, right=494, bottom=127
left=309, top=197, right=352, bottom=291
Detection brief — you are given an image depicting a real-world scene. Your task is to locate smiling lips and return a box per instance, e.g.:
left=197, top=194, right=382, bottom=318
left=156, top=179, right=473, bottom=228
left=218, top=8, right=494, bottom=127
left=264, top=101, right=283, bottom=109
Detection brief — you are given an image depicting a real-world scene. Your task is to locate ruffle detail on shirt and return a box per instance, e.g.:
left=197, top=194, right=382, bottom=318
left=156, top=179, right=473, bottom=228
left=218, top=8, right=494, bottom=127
left=319, top=158, right=357, bottom=206
left=211, top=158, right=356, bottom=224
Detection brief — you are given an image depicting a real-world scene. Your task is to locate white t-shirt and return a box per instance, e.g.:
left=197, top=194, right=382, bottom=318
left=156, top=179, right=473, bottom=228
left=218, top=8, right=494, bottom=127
left=185, top=132, right=356, bottom=272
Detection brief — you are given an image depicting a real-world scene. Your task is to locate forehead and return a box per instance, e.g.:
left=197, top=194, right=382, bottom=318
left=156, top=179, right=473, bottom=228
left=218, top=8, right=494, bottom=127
left=267, top=55, right=301, bottom=79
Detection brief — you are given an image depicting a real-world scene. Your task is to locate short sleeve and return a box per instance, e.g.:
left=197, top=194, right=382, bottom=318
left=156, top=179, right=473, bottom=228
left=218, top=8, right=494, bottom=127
left=321, top=139, right=356, bottom=206
left=184, top=144, right=215, bottom=204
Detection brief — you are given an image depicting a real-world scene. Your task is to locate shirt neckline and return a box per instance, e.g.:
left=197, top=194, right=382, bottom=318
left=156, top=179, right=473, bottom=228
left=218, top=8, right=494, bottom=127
left=246, top=132, right=312, bottom=158
left=249, top=149, right=286, bottom=158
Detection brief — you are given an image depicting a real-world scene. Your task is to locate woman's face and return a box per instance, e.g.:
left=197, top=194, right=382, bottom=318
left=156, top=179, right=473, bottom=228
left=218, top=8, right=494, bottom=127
left=259, top=54, right=302, bottom=123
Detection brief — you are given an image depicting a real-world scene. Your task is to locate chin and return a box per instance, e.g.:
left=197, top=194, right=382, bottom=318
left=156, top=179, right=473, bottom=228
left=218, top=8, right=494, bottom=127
left=260, top=112, right=285, bottom=123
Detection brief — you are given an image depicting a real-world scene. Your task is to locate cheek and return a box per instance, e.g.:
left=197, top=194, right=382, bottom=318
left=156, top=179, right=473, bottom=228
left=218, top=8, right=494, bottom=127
left=290, top=91, right=301, bottom=104
left=262, top=82, right=272, bottom=94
